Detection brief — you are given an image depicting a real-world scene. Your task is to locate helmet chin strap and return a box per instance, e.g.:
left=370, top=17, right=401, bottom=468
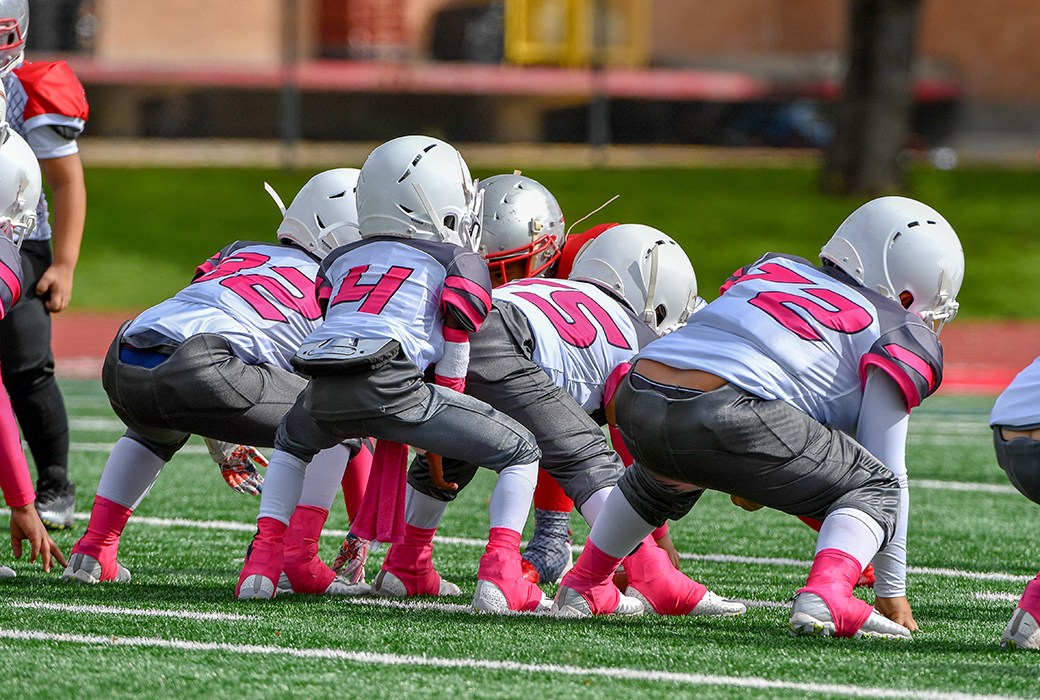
left=643, top=243, right=661, bottom=327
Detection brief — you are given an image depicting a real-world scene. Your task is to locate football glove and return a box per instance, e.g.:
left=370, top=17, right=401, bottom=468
left=207, top=439, right=268, bottom=496
left=331, top=532, right=370, bottom=584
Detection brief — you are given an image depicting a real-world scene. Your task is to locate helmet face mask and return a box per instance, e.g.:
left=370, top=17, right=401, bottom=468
left=0, top=0, right=27, bottom=78
left=820, top=196, right=964, bottom=335
left=267, top=168, right=360, bottom=260
left=477, top=174, right=564, bottom=286
left=356, top=135, right=483, bottom=251
left=567, top=223, right=700, bottom=335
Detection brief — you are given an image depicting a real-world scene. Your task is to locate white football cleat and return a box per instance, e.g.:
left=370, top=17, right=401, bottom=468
left=277, top=572, right=294, bottom=595
left=237, top=573, right=277, bottom=600
left=1001, top=608, right=1040, bottom=650
left=471, top=579, right=552, bottom=614
left=0, top=565, right=15, bottom=578
left=551, top=585, right=644, bottom=618
left=788, top=592, right=911, bottom=639
left=372, top=569, right=461, bottom=597
left=61, top=553, right=131, bottom=584
left=627, top=587, right=746, bottom=617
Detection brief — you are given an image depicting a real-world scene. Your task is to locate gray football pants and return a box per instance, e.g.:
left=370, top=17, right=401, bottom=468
left=406, top=303, right=624, bottom=509
left=613, top=371, right=901, bottom=543
left=102, top=326, right=308, bottom=462
left=276, top=349, right=541, bottom=473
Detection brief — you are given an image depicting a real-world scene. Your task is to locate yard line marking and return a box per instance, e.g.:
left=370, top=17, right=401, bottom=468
left=28, top=514, right=1027, bottom=585
left=69, top=417, right=131, bottom=431
left=8, top=601, right=258, bottom=622
left=915, top=480, right=1018, bottom=495
left=0, top=628, right=1021, bottom=700
left=69, top=441, right=209, bottom=455
left=975, top=592, right=1019, bottom=603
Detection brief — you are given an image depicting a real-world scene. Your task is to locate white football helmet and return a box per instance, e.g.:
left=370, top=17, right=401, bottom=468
left=355, top=135, right=482, bottom=251
left=820, top=196, right=964, bottom=334
left=568, top=223, right=701, bottom=335
left=265, top=168, right=360, bottom=260
left=0, top=129, right=39, bottom=245
left=0, top=0, right=27, bottom=78
left=478, top=174, right=564, bottom=285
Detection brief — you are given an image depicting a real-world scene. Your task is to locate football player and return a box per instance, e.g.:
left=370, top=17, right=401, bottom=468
left=553, top=197, right=963, bottom=638
left=990, top=356, right=1040, bottom=649
left=63, top=169, right=369, bottom=598
left=0, top=0, right=90, bottom=530
left=476, top=173, right=681, bottom=585
left=0, top=119, right=66, bottom=575
left=236, top=136, right=547, bottom=614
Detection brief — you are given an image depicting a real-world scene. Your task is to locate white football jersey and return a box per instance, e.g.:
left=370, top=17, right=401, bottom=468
left=494, top=278, right=657, bottom=412
left=124, top=242, right=323, bottom=371
left=308, top=236, right=492, bottom=373
left=638, top=254, right=943, bottom=433
left=991, top=356, right=1040, bottom=428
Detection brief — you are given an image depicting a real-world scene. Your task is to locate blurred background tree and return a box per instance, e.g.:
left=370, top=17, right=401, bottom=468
left=822, top=0, right=922, bottom=195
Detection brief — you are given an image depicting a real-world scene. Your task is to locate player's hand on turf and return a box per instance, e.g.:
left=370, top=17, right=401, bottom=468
left=875, top=595, right=918, bottom=632
left=730, top=494, right=764, bottom=511
left=331, top=532, right=370, bottom=584
left=9, top=503, right=67, bottom=573
left=220, top=445, right=268, bottom=496
left=653, top=530, right=682, bottom=570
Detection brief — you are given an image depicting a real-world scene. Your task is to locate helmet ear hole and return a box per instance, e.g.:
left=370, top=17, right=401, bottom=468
left=443, top=214, right=457, bottom=231
left=899, top=291, right=914, bottom=309
left=655, top=304, right=667, bottom=327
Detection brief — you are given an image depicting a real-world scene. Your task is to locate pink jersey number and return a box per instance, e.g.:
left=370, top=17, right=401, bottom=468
left=193, top=251, right=321, bottom=322
left=511, top=281, right=631, bottom=350
left=330, top=264, right=414, bottom=315
left=739, top=262, right=872, bottom=341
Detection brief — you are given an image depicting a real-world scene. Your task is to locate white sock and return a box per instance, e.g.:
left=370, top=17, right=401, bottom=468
left=257, top=450, right=308, bottom=525
left=586, top=486, right=655, bottom=558
left=816, top=507, right=885, bottom=570
left=488, top=461, right=538, bottom=533
left=578, top=486, right=612, bottom=526
left=96, top=437, right=167, bottom=510
left=404, top=484, right=449, bottom=529
left=298, top=444, right=349, bottom=510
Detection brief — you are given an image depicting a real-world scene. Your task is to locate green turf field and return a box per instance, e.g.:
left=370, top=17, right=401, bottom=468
left=73, top=165, right=1040, bottom=318
left=0, top=380, right=1036, bottom=698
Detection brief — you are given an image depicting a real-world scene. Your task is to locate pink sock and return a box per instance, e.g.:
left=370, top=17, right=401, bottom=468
left=477, top=527, right=546, bottom=612
left=380, top=523, right=443, bottom=596
left=623, top=535, right=706, bottom=615
left=558, top=537, right=624, bottom=614
left=1018, top=572, right=1040, bottom=616
left=798, top=548, right=873, bottom=636
left=71, top=496, right=132, bottom=580
left=236, top=517, right=287, bottom=596
left=283, top=505, right=336, bottom=595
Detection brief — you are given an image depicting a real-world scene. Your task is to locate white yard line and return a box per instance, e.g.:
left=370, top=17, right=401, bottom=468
left=0, top=628, right=1020, bottom=700
left=8, top=601, right=258, bottom=621
left=975, top=592, right=1020, bottom=603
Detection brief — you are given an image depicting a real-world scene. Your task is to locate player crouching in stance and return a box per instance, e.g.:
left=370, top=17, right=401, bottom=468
left=0, top=125, right=67, bottom=575
left=64, top=169, right=369, bottom=598
left=237, top=135, right=546, bottom=612
left=990, top=357, right=1040, bottom=649
left=554, top=196, right=963, bottom=638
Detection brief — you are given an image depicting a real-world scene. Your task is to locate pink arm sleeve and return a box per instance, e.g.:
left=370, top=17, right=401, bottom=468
left=0, top=371, right=33, bottom=509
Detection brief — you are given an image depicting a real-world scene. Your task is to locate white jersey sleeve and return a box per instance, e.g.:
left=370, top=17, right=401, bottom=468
left=124, top=242, right=323, bottom=370
left=493, top=278, right=656, bottom=411
left=991, top=356, right=1040, bottom=428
